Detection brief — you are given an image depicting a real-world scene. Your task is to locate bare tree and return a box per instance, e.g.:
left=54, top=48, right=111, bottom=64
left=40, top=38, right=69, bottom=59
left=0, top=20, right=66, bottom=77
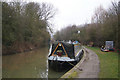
left=38, top=3, right=56, bottom=21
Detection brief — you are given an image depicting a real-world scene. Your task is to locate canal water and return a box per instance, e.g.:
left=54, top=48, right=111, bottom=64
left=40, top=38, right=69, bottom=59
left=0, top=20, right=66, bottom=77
left=2, top=47, right=70, bottom=78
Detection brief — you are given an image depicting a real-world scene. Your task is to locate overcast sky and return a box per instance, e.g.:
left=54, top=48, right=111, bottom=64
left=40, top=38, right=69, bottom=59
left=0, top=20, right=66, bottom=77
left=29, top=0, right=118, bottom=32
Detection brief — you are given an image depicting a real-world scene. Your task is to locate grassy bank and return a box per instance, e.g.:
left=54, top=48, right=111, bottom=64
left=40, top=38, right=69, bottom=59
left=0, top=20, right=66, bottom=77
left=86, top=46, right=118, bottom=78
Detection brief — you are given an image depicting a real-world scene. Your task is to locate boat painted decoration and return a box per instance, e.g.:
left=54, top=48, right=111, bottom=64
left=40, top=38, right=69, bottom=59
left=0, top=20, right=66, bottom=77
left=48, top=41, right=84, bottom=70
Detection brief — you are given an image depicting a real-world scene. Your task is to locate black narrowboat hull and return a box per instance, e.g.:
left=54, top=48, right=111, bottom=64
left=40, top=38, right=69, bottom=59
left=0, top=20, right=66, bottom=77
left=48, top=60, right=77, bottom=71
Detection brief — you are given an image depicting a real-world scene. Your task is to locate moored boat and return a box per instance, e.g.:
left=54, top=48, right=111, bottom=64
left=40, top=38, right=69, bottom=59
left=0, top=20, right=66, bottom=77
left=48, top=41, right=84, bottom=71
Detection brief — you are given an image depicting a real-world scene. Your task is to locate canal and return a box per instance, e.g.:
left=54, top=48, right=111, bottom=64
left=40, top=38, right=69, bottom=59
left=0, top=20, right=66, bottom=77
left=2, top=47, right=70, bottom=78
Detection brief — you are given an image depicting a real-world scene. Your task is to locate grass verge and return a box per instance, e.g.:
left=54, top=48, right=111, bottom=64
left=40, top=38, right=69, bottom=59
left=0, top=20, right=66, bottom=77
left=68, top=71, right=78, bottom=78
left=86, top=46, right=118, bottom=78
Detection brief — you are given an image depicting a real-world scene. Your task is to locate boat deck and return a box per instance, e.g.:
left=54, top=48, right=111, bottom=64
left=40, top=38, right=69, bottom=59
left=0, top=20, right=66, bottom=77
left=74, top=44, right=82, bottom=56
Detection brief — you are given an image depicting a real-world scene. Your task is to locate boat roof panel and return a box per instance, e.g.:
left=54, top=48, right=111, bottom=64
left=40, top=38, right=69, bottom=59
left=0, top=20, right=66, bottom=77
left=50, top=41, right=75, bottom=59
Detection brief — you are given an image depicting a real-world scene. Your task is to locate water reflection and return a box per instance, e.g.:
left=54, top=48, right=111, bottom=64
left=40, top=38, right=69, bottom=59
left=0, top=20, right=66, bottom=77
left=2, top=47, right=71, bottom=78
left=3, top=47, right=48, bottom=78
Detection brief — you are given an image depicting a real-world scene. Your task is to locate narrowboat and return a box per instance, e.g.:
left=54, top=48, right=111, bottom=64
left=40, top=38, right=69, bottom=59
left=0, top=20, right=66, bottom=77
left=48, top=41, right=84, bottom=70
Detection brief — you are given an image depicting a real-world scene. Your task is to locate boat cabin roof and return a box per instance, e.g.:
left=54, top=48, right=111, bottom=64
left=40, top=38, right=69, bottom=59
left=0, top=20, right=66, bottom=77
left=49, top=41, right=75, bottom=59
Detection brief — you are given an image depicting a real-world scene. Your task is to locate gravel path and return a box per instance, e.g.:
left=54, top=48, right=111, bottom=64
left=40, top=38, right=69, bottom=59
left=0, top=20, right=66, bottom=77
left=77, top=47, right=100, bottom=78
left=61, top=47, right=100, bottom=78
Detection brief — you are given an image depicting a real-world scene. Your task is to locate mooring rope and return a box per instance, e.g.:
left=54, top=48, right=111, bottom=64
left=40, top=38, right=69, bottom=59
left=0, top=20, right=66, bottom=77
left=61, top=58, right=83, bottom=71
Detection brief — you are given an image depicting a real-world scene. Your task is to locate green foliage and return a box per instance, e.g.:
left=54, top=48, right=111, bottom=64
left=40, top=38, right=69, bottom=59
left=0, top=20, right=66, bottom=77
left=2, top=2, right=55, bottom=54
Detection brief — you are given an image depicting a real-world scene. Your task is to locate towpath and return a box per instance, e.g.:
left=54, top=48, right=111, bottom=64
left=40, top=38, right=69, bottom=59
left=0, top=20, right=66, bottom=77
left=61, top=47, right=100, bottom=78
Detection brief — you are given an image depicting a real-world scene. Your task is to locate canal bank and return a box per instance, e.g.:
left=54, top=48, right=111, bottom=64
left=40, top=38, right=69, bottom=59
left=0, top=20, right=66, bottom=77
left=61, top=47, right=100, bottom=78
